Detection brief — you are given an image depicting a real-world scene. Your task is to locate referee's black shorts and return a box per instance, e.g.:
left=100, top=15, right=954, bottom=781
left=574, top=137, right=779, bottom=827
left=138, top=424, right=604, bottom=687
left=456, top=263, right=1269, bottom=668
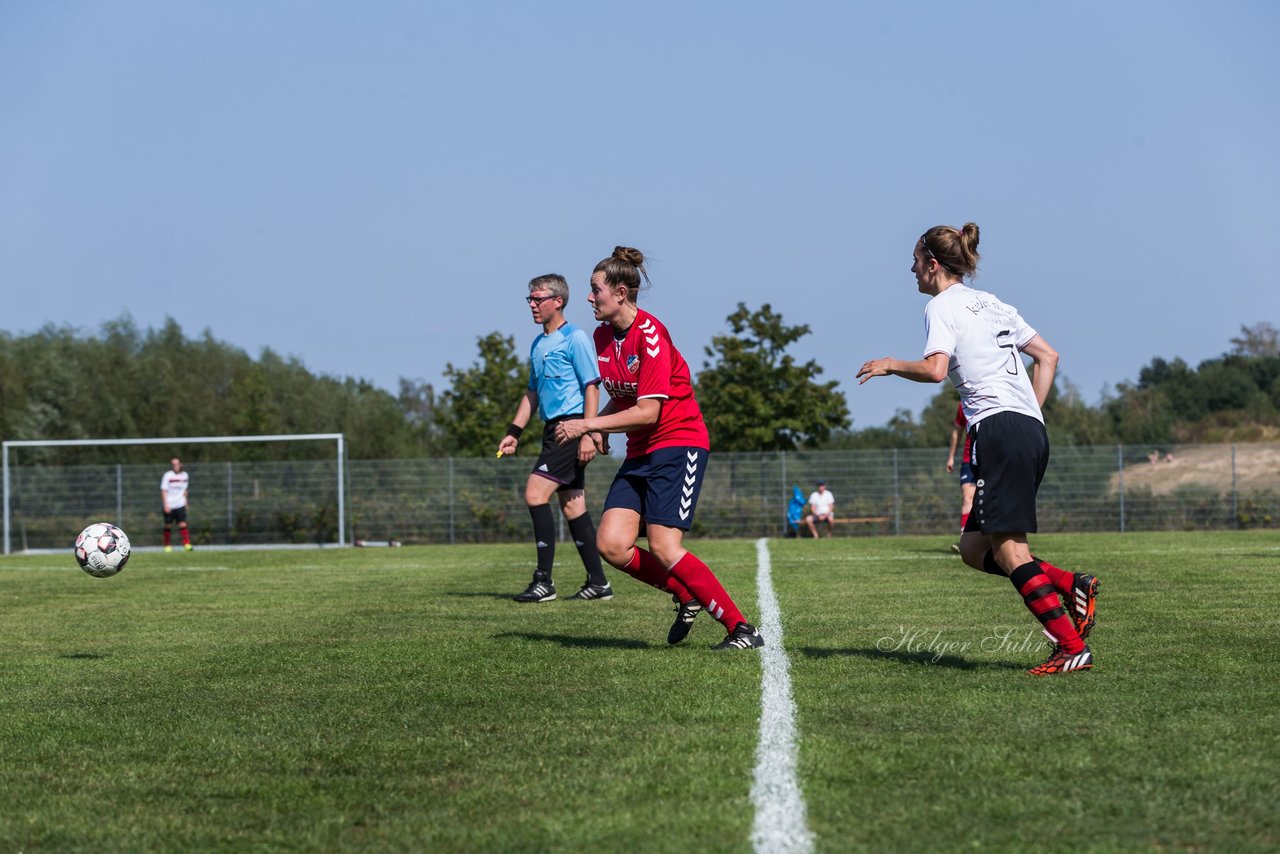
left=963, top=411, right=1049, bottom=535
left=531, top=416, right=588, bottom=492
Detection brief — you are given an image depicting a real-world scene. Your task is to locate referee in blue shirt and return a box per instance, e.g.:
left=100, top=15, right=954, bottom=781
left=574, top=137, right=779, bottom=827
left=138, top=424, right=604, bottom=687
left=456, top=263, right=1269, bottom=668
left=498, top=274, right=612, bottom=603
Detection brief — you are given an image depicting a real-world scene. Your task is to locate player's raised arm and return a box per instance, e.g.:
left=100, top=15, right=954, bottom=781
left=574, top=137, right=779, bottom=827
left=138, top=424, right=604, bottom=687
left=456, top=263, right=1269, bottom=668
left=856, top=352, right=949, bottom=385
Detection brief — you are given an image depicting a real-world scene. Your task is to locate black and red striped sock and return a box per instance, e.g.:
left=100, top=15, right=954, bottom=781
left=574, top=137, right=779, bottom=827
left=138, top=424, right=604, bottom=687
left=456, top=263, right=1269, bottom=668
left=1032, top=555, right=1073, bottom=596
left=1010, top=561, right=1084, bottom=653
left=180, top=527, right=190, bottom=547
left=669, top=551, right=746, bottom=631
left=163, top=527, right=171, bottom=547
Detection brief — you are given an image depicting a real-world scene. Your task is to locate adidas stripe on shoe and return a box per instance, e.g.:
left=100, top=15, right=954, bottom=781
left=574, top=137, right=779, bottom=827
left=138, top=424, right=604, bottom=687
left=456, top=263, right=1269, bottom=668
left=712, top=622, right=765, bottom=651
left=1070, top=573, right=1099, bottom=639
left=513, top=578, right=556, bottom=603
left=1028, top=644, right=1093, bottom=676
left=667, top=596, right=702, bottom=645
left=567, top=583, right=614, bottom=601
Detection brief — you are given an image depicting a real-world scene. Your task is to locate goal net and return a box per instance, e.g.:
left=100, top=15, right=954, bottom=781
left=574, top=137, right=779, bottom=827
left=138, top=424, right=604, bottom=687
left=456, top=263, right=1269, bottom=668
left=3, top=434, right=346, bottom=554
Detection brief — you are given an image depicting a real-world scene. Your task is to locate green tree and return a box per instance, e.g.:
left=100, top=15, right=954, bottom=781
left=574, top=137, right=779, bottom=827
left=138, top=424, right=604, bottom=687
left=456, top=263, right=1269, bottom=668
left=397, top=378, right=447, bottom=455
left=1228, top=322, right=1279, bottom=358
left=1105, top=384, right=1175, bottom=445
left=1042, top=378, right=1116, bottom=445
left=696, top=303, right=850, bottom=451
left=823, top=389, right=958, bottom=450
left=0, top=315, right=439, bottom=462
left=438, top=332, right=536, bottom=456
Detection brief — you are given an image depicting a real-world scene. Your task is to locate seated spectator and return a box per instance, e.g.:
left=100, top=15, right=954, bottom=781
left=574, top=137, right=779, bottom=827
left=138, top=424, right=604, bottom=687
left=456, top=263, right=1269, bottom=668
left=804, top=480, right=836, bottom=538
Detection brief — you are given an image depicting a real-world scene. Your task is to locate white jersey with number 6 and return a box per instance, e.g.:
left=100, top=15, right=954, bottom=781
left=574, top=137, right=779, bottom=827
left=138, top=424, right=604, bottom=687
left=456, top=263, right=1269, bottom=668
left=922, top=283, right=1042, bottom=426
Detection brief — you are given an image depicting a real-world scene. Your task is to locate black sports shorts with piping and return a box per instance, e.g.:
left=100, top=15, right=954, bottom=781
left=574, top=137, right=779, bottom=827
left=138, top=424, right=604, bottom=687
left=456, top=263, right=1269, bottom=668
left=531, top=416, right=587, bottom=492
left=963, top=410, right=1049, bottom=535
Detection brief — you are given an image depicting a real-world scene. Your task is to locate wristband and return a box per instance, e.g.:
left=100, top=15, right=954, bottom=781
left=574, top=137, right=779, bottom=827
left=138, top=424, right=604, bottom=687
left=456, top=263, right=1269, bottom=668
left=505, top=423, right=524, bottom=439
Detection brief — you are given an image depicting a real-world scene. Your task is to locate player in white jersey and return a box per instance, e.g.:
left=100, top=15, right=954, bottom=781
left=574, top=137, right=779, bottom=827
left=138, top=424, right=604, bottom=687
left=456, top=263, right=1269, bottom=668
left=161, top=457, right=192, bottom=552
left=857, top=222, right=1098, bottom=676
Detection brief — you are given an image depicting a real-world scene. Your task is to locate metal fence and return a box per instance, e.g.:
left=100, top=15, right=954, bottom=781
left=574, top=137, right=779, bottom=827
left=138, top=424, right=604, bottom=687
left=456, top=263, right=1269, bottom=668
left=5, top=443, right=1278, bottom=551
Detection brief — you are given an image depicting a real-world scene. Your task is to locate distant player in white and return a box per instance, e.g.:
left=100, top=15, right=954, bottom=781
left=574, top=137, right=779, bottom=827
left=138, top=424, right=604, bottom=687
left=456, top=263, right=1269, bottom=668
left=857, top=222, right=1098, bottom=676
left=161, top=457, right=192, bottom=552
left=804, top=480, right=835, bottom=538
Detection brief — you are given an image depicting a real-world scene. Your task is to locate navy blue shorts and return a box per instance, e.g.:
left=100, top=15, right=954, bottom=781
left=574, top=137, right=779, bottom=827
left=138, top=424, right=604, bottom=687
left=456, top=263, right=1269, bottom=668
left=959, top=461, right=975, bottom=485
left=163, top=506, right=188, bottom=525
left=963, top=411, right=1049, bottom=535
left=604, top=446, right=709, bottom=531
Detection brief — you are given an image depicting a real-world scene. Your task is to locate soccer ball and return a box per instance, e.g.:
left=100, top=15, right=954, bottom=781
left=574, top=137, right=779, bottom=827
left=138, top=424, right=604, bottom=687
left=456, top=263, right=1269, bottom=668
left=75, top=522, right=131, bottom=578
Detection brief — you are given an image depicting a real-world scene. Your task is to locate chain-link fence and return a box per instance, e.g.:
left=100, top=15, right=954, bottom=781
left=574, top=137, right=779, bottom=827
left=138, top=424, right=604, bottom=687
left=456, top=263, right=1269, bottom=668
left=6, top=443, right=1278, bottom=551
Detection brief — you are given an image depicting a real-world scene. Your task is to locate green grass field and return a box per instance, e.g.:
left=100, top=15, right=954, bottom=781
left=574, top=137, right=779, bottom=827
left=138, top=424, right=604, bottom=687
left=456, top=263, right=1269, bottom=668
left=2, top=532, right=1277, bottom=851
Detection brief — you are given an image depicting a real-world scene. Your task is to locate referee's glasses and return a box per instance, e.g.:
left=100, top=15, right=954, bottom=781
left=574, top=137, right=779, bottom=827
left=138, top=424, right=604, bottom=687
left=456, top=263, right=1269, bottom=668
left=526, top=294, right=559, bottom=305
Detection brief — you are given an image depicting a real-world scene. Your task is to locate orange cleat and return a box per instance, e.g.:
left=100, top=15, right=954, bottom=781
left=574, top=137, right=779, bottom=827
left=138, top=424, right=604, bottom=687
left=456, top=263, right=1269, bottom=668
left=1029, top=645, right=1093, bottom=676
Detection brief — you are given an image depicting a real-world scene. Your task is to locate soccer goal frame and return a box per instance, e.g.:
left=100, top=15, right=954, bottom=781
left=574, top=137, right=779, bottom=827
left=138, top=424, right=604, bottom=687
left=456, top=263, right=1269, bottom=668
left=2, top=433, right=346, bottom=555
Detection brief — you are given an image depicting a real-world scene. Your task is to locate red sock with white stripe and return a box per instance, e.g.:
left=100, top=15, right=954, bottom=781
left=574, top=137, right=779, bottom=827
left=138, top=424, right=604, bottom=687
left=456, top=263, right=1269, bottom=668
left=1010, top=561, right=1084, bottom=654
left=619, top=547, right=695, bottom=603
left=1032, top=555, right=1072, bottom=596
left=959, top=512, right=969, bottom=535
left=668, top=551, right=746, bottom=630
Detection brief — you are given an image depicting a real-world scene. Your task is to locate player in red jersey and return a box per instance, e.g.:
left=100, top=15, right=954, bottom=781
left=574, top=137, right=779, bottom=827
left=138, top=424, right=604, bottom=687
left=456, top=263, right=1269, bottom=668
left=553, top=247, right=764, bottom=650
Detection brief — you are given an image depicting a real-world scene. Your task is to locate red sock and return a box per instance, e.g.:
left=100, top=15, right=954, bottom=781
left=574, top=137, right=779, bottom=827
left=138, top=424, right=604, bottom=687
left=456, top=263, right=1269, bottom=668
left=668, top=551, right=746, bottom=631
left=1033, top=555, right=1072, bottom=595
left=1010, top=562, right=1083, bottom=653
left=180, top=527, right=191, bottom=547
left=620, top=547, right=695, bottom=603
left=959, top=512, right=969, bottom=535
left=163, top=528, right=171, bottom=546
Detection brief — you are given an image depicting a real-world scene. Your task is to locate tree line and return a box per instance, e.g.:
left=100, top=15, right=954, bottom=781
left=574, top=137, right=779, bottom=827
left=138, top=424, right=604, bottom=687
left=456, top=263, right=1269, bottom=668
left=1, top=313, right=1275, bottom=463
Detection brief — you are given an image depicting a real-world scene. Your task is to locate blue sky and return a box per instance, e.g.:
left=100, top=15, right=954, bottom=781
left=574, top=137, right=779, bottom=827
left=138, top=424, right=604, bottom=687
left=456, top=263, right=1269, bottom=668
left=2, top=1, right=1277, bottom=432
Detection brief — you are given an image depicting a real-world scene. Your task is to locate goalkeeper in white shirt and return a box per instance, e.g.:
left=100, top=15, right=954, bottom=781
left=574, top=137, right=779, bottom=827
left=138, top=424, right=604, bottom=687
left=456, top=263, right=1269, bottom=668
left=857, top=222, right=1099, bottom=676
left=161, top=457, right=192, bottom=552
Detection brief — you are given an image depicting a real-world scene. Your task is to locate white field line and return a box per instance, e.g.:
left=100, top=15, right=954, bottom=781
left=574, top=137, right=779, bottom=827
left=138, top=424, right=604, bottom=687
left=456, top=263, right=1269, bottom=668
left=750, top=538, right=814, bottom=854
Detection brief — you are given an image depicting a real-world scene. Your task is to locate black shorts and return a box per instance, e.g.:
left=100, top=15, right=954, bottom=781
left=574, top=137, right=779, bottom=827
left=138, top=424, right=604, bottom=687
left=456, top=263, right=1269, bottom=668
left=531, top=417, right=588, bottom=492
left=963, top=411, right=1048, bottom=535
left=163, top=506, right=188, bottom=525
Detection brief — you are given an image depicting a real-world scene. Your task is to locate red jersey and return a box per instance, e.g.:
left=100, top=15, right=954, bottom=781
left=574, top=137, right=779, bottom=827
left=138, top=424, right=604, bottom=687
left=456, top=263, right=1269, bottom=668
left=593, top=308, right=710, bottom=458
left=954, top=404, right=972, bottom=463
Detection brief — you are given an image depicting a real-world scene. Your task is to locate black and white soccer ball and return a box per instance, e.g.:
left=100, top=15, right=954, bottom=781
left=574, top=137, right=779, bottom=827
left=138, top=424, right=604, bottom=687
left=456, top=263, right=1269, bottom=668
left=75, top=522, right=131, bottom=578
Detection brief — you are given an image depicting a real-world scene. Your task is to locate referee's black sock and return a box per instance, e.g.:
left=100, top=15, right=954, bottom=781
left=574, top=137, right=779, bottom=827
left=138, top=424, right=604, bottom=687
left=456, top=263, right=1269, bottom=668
left=567, top=513, right=607, bottom=588
left=528, top=503, right=556, bottom=580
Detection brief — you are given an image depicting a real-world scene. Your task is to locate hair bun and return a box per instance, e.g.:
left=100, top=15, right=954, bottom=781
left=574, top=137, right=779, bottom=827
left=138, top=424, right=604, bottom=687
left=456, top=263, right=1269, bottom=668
left=960, top=222, right=980, bottom=249
left=612, top=246, right=645, bottom=267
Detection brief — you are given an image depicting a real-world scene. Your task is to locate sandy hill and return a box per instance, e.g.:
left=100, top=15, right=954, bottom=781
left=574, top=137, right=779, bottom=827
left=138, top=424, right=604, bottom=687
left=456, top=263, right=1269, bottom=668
left=1112, top=443, right=1280, bottom=495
